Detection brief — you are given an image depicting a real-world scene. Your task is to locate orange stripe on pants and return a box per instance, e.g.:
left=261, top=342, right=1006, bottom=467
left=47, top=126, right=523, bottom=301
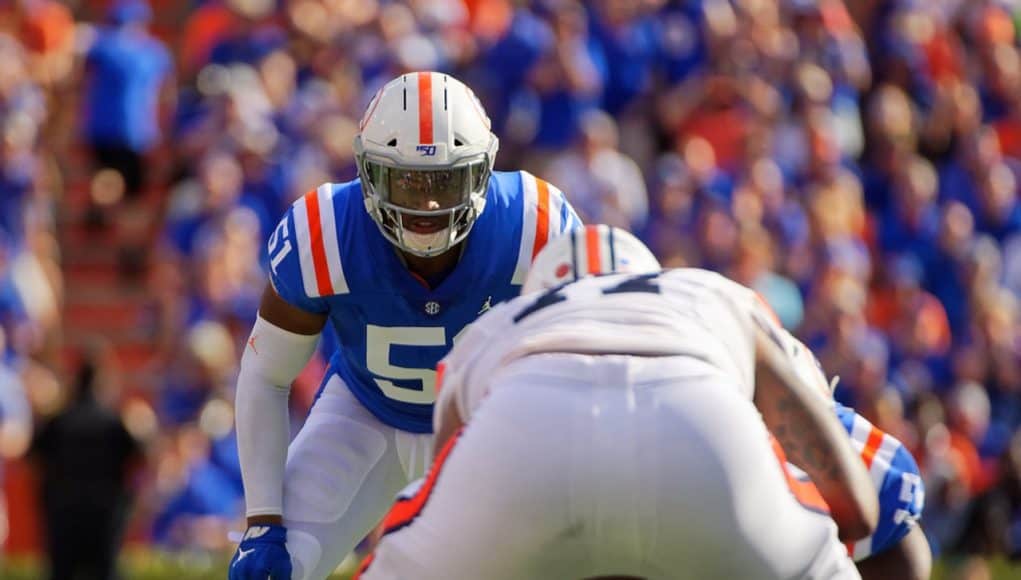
left=356, top=428, right=464, bottom=578
left=353, top=553, right=375, bottom=580
left=381, top=428, right=462, bottom=534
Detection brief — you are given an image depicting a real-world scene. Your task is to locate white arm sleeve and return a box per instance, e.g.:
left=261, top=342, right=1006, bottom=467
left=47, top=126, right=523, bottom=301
left=235, top=315, right=320, bottom=517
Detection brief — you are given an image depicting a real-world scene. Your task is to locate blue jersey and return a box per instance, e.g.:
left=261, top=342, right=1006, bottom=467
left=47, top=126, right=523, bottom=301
left=836, top=403, right=925, bottom=560
left=267, top=171, right=582, bottom=432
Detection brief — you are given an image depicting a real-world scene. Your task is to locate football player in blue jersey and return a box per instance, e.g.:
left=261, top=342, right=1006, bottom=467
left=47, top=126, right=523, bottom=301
left=228, top=71, right=582, bottom=580
left=836, top=401, right=931, bottom=580
left=783, top=336, right=931, bottom=580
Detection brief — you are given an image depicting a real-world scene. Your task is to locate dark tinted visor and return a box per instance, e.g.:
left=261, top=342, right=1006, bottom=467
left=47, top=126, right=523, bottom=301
left=364, top=161, right=488, bottom=211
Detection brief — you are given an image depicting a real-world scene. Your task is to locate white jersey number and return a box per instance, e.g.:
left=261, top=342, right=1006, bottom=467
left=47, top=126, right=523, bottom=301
left=267, top=219, right=293, bottom=275
left=366, top=325, right=469, bottom=404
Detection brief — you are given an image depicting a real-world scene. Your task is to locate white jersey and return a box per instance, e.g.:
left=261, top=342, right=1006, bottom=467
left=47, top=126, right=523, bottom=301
left=436, top=268, right=784, bottom=426
left=365, top=353, right=860, bottom=580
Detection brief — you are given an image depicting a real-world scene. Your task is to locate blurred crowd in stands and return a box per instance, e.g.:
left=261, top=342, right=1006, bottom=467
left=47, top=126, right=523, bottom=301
left=1, top=0, right=1021, bottom=574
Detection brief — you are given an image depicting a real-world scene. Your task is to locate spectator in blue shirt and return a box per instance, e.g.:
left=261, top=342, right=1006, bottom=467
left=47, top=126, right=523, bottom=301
left=974, top=162, right=1021, bottom=243
left=878, top=155, right=941, bottom=260
left=515, top=1, right=606, bottom=152
left=588, top=0, right=658, bottom=116
left=82, top=0, right=172, bottom=198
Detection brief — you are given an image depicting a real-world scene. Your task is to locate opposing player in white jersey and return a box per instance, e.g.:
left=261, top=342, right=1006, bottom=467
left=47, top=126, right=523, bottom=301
left=357, top=225, right=877, bottom=580
left=778, top=334, right=930, bottom=580
left=228, top=72, right=581, bottom=580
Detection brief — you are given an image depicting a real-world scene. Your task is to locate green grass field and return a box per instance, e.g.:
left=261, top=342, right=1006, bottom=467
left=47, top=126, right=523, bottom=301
left=2, top=551, right=1019, bottom=579
left=0, top=549, right=356, bottom=579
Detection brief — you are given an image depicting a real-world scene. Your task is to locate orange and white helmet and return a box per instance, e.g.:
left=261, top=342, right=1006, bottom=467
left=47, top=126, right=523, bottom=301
left=354, top=72, right=499, bottom=257
left=522, top=224, right=661, bottom=294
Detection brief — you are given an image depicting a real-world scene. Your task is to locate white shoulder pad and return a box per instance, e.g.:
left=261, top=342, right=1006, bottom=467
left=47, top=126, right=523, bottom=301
left=512, top=171, right=570, bottom=284
left=292, top=184, right=349, bottom=297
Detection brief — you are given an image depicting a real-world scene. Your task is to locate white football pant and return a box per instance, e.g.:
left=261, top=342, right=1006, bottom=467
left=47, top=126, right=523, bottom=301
left=360, top=353, right=860, bottom=580
left=282, top=375, right=433, bottom=580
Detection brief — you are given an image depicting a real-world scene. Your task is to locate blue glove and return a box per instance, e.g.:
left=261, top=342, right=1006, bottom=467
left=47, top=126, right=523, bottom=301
left=229, top=524, right=293, bottom=580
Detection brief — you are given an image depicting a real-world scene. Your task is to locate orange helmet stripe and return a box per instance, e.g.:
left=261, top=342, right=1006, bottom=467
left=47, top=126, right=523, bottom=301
left=417, top=72, right=434, bottom=144
left=585, top=225, right=602, bottom=274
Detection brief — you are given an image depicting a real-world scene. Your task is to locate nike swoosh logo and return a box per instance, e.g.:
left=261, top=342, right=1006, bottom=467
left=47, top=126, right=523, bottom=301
left=236, top=547, right=255, bottom=563
left=478, top=296, right=492, bottom=315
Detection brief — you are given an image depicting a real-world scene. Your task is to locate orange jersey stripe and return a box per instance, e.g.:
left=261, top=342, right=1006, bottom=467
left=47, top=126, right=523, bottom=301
left=304, top=189, right=335, bottom=296
left=770, top=435, right=830, bottom=514
left=418, top=72, right=433, bottom=144
left=585, top=225, right=602, bottom=274
left=860, top=426, right=884, bottom=468
left=531, top=178, right=551, bottom=259
left=380, top=427, right=463, bottom=535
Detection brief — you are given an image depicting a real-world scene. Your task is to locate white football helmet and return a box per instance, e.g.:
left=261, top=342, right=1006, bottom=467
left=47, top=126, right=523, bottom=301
left=354, top=72, right=499, bottom=257
left=522, top=224, right=662, bottom=294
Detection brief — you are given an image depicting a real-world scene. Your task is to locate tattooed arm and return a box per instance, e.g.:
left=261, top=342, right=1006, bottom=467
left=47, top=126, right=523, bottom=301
left=752, top=317, right=878, bottom=542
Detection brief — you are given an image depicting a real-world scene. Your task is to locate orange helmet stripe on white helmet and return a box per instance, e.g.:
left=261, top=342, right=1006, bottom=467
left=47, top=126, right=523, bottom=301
left=586, top=225, right=603, bottom=275
left=418, top=72, right=434, bottom=145
left=522, top=224, right=660, bottom=294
